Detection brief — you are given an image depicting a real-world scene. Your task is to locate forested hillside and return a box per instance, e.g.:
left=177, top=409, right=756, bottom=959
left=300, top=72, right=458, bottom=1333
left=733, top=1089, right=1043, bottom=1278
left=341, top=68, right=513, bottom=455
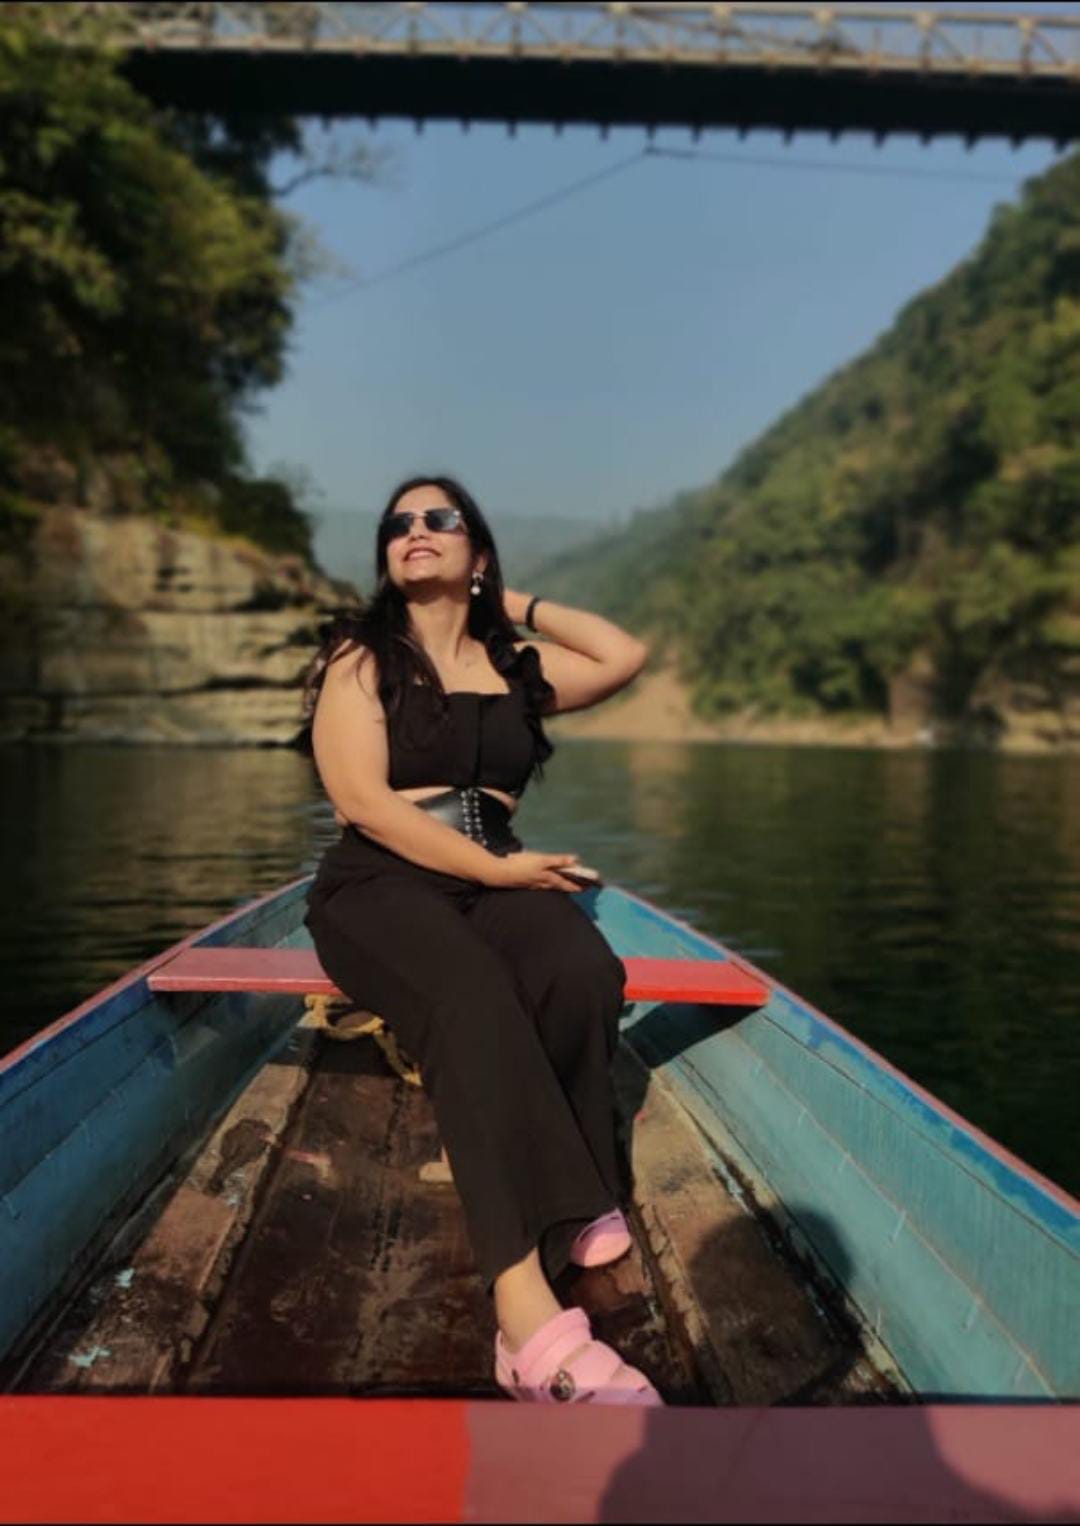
left=536, top=151, right=1080, bottom=742
left=0, top=3, right=317, bottom=559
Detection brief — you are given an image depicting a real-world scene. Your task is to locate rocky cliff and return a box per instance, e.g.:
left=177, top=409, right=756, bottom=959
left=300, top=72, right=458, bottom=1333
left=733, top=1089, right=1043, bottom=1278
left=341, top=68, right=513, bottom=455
left=0, top=507, right=345, bottom=745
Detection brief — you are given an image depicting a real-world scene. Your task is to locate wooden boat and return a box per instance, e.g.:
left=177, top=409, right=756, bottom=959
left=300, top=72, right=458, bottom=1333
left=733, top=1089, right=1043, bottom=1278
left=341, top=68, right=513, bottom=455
left=1, top=874, right=1077, bottom=1524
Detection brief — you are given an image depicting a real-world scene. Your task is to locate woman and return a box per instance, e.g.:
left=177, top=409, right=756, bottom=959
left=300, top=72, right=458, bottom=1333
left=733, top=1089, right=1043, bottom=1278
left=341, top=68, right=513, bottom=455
left=301, top=474, right=661, bottom=1407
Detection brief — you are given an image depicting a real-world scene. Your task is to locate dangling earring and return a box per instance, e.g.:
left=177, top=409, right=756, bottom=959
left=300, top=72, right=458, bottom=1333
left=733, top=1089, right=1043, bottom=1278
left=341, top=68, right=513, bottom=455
left=470, top=569, right=484, bottom=597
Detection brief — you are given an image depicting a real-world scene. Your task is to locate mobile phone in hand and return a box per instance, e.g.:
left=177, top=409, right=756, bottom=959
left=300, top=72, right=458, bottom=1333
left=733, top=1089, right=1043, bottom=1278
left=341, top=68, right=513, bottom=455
left=560, top=864, right=604, bottom=889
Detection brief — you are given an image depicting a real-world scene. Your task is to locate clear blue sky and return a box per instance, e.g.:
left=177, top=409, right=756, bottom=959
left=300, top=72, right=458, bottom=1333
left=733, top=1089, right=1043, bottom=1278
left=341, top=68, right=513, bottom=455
left=245, top=30, right=1068, bottom=526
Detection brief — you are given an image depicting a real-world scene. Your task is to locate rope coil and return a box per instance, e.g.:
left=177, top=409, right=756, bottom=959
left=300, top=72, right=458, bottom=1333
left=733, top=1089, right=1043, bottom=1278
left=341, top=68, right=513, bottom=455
left=302, top=993, right=422, bottom=1087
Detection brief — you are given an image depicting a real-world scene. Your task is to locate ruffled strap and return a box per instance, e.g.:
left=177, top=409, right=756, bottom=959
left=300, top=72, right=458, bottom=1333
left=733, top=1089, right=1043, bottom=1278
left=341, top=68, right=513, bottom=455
left=510, top=641, right=556, bottom=772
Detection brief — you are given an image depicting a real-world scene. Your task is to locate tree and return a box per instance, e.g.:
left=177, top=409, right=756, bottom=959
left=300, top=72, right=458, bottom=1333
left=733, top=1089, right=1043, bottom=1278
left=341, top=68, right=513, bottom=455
left=0, top=2, right=390, bottom=556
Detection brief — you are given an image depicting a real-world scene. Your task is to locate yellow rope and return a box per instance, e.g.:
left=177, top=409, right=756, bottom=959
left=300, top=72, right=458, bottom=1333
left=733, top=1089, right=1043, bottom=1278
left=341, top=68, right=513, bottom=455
left=302, top=993, right=422, bottom=1086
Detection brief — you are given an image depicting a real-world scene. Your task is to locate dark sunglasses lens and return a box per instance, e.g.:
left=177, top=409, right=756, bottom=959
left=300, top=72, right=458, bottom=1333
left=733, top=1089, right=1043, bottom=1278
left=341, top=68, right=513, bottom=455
left=382, top=508, right=462, bottom=540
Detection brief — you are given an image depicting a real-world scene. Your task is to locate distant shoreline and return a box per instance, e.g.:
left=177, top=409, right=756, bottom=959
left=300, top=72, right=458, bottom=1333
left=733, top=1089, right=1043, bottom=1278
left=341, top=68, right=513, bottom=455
left=544, top=667, right=1078, bottom=756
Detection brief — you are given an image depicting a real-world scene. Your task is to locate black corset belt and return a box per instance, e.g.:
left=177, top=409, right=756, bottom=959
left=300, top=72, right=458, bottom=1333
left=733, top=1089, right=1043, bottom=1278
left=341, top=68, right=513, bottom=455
left=411, top=786, right=524, bottom=857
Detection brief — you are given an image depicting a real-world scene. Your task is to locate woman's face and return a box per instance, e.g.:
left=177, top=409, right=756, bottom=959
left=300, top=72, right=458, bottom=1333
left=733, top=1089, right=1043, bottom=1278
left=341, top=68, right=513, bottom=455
left=383, top=484, right=486, bottom=594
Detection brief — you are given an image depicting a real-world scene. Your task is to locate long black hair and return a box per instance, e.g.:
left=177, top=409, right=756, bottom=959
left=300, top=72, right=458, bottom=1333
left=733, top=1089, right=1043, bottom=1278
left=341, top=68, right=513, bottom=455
left=298, top=474, right=556, bottom=783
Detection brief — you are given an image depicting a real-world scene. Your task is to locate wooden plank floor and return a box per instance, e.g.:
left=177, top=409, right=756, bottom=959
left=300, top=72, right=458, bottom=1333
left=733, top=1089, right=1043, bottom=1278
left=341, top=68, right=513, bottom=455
left=18, top=1025, right=894, bottom=1406
left=187, top=1039, right=702, bottom=1402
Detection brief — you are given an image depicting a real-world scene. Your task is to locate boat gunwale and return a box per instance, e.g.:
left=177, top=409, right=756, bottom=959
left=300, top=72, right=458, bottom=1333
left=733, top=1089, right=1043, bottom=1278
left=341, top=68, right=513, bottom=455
left=666, top=1033, right=1058, bottom=1398
left=0, top=874, right=313, bottom=1087
left=613, top=884, right=1080, bottom=1226
left=0, top=882, right=313, bottom=1376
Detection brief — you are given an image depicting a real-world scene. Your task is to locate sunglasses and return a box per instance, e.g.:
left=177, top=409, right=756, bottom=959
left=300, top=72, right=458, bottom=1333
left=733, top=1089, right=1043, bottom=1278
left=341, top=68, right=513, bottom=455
left=381, top=507, right=466, bottom=541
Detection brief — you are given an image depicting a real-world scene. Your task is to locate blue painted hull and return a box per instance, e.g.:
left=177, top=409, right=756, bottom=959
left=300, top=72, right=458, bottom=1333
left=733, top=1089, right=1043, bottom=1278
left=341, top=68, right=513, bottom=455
left=597, top=885, right=1079, bottom=1402
left=2, top=876, right=1076, bottom=1398
left=0, top=879, right=312, bottom=1374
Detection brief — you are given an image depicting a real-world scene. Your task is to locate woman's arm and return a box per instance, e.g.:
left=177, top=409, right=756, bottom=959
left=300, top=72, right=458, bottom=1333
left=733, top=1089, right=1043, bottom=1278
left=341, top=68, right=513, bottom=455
left=505, top=588, right=650, bottom=715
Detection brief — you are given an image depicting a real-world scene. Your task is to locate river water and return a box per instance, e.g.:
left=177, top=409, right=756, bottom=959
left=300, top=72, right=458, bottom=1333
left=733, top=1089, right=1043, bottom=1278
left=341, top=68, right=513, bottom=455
left=1, top=740, right=1076, bottom=1194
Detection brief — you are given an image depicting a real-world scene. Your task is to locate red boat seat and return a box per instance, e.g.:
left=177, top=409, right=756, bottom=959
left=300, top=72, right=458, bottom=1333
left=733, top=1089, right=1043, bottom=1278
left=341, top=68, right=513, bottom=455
left=148, top=947, right=769, bottom=1007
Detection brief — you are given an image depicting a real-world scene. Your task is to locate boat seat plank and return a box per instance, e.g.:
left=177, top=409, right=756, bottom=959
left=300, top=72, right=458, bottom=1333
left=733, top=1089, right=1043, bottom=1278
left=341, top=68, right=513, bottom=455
left=148, top=948, right=770, bottom=1008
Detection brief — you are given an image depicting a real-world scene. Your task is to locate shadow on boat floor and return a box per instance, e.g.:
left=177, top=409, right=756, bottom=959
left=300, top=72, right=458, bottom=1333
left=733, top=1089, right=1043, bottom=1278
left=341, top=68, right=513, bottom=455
left=16, top=1019, right=897, bottom=1405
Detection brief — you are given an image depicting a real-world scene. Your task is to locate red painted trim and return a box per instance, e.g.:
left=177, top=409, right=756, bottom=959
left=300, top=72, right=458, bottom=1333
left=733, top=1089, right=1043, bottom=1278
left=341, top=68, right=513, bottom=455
left=464, top=1403, right=1080, bottom=1523
left=148, top=944, right=342, bottom=994
left=3, top=1398, right=1077, bottom=1525
left=622, top=953, right=768, bottom=1005
left=147, top=947, right=769, bottom=1007
left=618, top=884, right=1080, bottom=1214
left=0, top=877, right=311, bottom=1077
left=0, top=1397, right=470, bottom=1525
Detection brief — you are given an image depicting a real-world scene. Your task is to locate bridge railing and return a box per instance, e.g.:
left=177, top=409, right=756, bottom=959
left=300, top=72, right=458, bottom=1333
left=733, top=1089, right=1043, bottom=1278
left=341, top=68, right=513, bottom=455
left=33, top=3, right=1080, bottom=84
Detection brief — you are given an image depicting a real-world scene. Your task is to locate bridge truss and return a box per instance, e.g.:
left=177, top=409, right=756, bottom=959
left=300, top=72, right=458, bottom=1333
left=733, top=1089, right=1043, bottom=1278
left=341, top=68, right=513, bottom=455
left=34, top=3, right=1080, bottom=141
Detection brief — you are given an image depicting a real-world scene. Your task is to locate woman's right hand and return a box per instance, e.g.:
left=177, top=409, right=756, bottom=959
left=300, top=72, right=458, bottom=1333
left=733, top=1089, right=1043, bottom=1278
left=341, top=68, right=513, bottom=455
left=486, top=850, right=585, bottom=892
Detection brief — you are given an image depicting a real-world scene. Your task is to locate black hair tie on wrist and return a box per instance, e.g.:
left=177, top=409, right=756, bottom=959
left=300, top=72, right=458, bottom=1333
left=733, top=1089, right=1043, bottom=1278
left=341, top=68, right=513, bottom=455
left=524, top=595, right=543, bottom=631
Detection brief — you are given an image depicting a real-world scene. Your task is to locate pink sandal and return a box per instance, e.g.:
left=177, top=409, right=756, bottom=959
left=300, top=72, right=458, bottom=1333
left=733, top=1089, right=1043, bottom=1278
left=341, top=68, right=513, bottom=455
left=569, top=1208, right=633, bottom=1269
left=495, top=1306, right=663, bottom=1406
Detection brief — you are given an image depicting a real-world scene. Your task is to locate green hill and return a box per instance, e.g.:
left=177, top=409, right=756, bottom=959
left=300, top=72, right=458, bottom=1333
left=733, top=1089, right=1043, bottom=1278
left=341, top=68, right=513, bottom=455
left=533, top=151, right=1080, bottom=743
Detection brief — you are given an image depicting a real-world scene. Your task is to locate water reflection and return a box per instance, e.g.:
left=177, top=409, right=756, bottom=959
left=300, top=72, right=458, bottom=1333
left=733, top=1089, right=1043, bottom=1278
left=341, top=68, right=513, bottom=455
left=0, top=746, right=331, bottom=1052
left=523, top=740, right=1080, bottom=1192
left=1, top=740, right=1077, bottom=1192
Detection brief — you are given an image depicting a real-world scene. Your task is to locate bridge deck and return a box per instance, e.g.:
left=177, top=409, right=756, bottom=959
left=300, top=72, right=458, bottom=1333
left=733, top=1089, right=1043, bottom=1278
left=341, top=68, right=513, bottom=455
left=45, top=4, right=1080, bottom=143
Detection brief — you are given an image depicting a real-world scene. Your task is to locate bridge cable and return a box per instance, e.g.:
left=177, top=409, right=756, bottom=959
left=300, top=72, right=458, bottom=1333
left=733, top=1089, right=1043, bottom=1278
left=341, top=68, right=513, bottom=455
left=309, top=147, right=649, bottom=307
left=308, top=141, right=1038, bottom=306
left=643, top=144, right=1039, bottom=187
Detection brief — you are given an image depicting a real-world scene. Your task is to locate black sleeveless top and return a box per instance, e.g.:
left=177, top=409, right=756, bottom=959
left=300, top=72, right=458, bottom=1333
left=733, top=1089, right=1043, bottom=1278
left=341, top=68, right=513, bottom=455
left=387, top=645, right=551, bottom=799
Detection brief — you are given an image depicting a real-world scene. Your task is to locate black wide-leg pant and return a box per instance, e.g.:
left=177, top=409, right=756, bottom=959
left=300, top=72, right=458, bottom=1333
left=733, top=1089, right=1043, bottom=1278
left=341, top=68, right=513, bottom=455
left=303, top=827, right=628, bottom=1290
